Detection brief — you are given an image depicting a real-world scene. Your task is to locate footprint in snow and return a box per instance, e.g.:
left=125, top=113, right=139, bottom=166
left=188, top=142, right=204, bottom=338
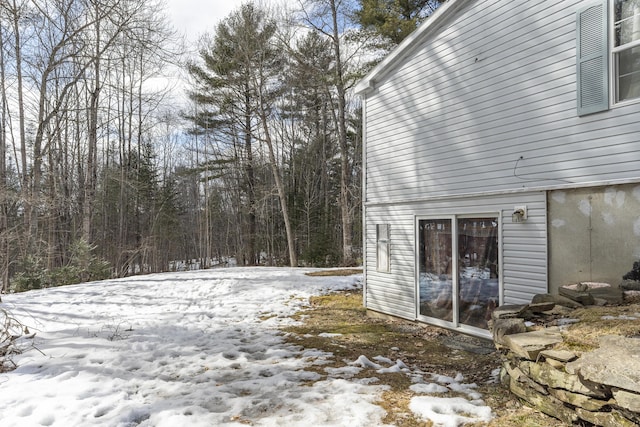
left=57, top=370, right=79, bottom=381
left=247, top=352, right=267, bottom=361
left=94, top=405, right=113, bottom=418
left=222, top=351, right=239, bottom=360
left=39, top=415, right=55, bottom=426
left=202, top=397, right=230, bottom=413
left=16, top=404, right=35, bottom=417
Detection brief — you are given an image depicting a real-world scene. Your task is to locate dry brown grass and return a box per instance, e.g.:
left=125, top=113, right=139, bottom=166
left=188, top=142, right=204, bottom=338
left=282, top=285, right=566, bottom=426
left=305, top=268, right=363, bottom=277
left=558, top=303, right=640, bottom=352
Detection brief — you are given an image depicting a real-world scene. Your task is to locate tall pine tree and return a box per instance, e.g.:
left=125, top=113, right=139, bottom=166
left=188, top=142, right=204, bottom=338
left=354, top=0, right=443, bottom=46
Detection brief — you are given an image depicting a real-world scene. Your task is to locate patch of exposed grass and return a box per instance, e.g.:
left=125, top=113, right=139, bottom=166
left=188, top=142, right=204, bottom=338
left=558, top=303, right=640, bottom=352
left=378, top=389, right=427, bottom=427
left=282, top=289, right=568, bottom=426
left=305, top=269, right=363, bottom=277
left=475, top=385, right=567, bottom=427
left=285, top=291, right=471, bottom=377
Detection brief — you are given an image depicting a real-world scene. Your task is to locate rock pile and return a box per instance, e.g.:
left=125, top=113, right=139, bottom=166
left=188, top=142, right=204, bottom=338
left=489, top=285, right=640, bottom=426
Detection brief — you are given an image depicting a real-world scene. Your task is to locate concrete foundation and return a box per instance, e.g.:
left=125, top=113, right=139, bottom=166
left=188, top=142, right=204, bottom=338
left=548, top=184, right=640, bottom=294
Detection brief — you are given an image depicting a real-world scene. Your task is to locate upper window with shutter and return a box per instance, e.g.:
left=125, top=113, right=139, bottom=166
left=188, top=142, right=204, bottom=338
left=613, top=0, right=640, bottom=102
left=577, top=1, right=609, bottom=115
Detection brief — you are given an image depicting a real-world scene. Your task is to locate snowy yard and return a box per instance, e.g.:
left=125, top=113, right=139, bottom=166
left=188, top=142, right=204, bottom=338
left=0, top=267, right=493, bottom=426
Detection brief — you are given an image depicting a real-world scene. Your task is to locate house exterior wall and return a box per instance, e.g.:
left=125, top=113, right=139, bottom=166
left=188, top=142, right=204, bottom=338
left=360, top=0, right=640, bottom=328
left=548, top=184, right=640, bottom=293
left=365, top=0, right=640, bottom=205
left=365, top=192, right=547, bottom=321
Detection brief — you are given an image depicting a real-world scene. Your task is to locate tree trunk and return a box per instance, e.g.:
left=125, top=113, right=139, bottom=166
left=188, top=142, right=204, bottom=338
left=257, top=104, right=297, bottom=267
left=0, top=23, right=9, bottom=292
left=329, top=0, right=354, bottom=266
left=244, top=87, right=257, bottom=266
left=83, top=7, right=101, bottom=244
left=9, top=1, right=28, bottom=246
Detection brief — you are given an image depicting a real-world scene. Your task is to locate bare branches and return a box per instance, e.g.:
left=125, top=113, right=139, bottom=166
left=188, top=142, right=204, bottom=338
left=0, top=306, right=35, bottom=373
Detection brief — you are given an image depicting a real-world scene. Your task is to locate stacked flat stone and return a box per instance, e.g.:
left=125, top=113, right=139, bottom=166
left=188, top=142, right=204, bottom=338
left=490, top=295, right=640, bottom=426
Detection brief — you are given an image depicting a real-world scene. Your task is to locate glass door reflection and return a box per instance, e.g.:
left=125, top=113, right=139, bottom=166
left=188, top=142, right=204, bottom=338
left=418, top=219, right=453, bottom=322
left=457, top=217, right=499, bottom=329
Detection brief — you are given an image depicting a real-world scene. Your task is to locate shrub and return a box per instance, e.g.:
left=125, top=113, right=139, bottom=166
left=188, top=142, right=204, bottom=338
left=47, top=239, right=111, bottom=286
left=11, top=239, right=112, bottom=292
left=11, top=255, right=47, bottom=293
left=66, top=239, right=111, bottom=283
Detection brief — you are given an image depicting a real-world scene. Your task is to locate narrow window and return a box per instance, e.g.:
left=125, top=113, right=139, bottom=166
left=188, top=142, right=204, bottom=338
left=376, top=224, right=390, bottom=273
left=613, top=0, right=640, bottom=102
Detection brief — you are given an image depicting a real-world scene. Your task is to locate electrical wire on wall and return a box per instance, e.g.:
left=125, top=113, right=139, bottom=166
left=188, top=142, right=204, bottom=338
left=513, top=155, right=572, bottom=184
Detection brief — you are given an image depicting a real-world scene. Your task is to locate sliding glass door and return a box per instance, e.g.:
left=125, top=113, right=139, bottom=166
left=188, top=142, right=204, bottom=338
left=418, top=216, right=500, bottom=331
left=418, top=219, right=454, bottom=322
left=457, top=217, right=499, bottom=329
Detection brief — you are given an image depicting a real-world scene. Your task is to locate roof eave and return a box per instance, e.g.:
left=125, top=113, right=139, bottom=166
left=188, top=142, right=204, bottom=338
left=354, top=0, right=464, bottom=95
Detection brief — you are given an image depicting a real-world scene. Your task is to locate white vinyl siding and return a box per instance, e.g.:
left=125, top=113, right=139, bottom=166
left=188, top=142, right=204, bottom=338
left=364, top=193, right=547, bottom=320
left=359, top=0, right=640, bottom=326
left=364, top=0, right=640, bottom=204
left=365, top=212, right=416, bottom=319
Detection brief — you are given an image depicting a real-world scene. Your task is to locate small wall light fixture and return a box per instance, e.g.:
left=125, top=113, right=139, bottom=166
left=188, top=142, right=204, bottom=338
left=512, top=205, right=528, bottom=223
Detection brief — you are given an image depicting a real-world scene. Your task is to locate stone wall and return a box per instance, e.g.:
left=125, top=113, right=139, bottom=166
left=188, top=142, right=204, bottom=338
left=490, top=288, right=640, bottom=426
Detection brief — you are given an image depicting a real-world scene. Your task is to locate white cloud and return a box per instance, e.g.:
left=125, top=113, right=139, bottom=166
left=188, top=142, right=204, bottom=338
left=165, top=0, right=247, bottom=43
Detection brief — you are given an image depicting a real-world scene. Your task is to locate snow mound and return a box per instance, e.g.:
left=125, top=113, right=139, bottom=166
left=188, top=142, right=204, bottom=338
left=410, top=396, right=493, bottom=426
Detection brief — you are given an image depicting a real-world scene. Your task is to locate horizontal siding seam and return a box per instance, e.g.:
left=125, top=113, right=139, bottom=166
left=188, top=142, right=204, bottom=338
left=365, top=178, right=640, bottom=207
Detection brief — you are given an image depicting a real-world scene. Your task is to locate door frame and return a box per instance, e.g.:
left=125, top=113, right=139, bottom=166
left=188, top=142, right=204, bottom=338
left=414, top=213, right=503, bottom=338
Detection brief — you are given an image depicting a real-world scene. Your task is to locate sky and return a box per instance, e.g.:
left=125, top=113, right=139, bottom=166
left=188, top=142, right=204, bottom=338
left=157, top=0, right=250, bottom=104
left=165, top=0, right=248, bottom=44
left=0, top=267, right=495, bottom=426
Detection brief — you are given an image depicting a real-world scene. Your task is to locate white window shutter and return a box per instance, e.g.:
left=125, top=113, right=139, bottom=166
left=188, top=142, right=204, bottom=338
left=576, top=1, right=609, bottom=116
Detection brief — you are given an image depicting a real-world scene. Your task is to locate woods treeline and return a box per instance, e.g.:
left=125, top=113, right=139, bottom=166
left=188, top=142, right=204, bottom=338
left=0, top=0, right=441, bottom=292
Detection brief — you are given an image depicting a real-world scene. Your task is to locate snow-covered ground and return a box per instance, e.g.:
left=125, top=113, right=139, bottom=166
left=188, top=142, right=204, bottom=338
left=0, top=267, right=493, bottom=426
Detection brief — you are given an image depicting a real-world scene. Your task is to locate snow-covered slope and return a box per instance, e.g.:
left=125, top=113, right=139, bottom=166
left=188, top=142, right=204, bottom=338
left=0, top=267, right=492, bottom=426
